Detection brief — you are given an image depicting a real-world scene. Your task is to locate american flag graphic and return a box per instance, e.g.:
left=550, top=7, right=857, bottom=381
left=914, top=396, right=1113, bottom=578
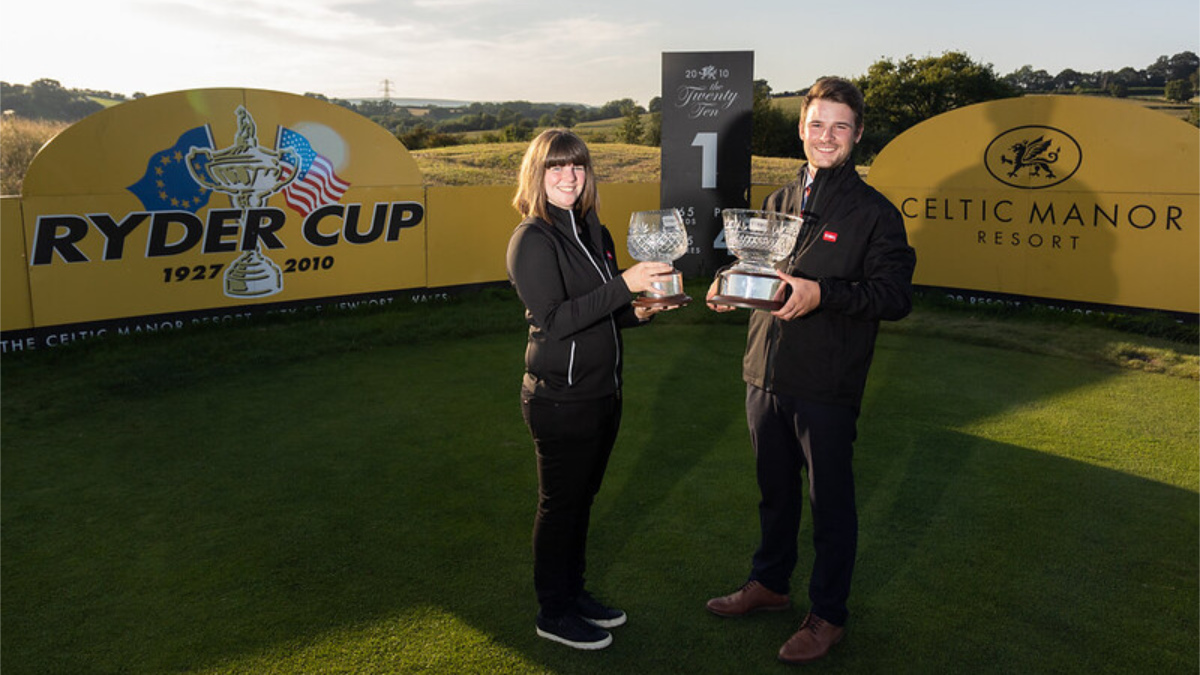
left=276, top=127, right=350, bottom=216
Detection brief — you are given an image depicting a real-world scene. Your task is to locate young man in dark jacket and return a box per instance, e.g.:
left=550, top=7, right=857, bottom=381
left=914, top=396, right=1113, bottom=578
left=705, top=77, right=916, bottom=665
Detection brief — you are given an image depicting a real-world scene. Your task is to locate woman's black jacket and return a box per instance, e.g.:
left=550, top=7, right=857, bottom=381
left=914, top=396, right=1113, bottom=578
left=506, top=204, right=643, bottom=401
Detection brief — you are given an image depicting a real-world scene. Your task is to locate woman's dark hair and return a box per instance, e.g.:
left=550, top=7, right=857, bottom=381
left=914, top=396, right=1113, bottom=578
left=513, top=128, right=598, bottom=221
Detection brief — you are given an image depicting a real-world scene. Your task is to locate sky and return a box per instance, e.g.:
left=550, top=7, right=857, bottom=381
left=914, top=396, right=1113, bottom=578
left=3, top=0, right=1198, bottom=106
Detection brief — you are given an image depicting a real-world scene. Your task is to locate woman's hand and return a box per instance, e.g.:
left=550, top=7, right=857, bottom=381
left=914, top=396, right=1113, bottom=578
left=621, top=261, right=673, bottom=294
left=633, top=304, right=658, bottom=321
left=633, top=301, right=683, bottom=321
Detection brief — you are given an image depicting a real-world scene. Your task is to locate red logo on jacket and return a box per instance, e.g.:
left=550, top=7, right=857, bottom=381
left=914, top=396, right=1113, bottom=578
left=823, top=231, right=838, bottom=243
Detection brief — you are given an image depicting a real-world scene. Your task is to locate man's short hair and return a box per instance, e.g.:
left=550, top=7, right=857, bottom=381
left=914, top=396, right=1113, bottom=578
left=802, top=77, right=865, bottom=130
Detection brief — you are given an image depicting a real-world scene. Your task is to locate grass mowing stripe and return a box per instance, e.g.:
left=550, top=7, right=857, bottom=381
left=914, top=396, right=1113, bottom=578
left=2, top=293, right=1196, bottom=674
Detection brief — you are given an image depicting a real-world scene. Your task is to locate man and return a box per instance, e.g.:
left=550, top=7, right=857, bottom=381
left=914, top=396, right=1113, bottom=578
left=705, top=77, right=916, bottom=665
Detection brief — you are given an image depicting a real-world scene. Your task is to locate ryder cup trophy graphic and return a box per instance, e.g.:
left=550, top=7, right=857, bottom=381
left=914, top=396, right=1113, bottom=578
left=709, top=209, right=803, bottom=310
left=186, top=106, right=299, bottom=298
left=626, top=209, right=691, bottom=308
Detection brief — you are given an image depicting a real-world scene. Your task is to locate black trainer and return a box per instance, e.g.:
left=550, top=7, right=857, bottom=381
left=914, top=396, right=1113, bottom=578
left=536, top=612, right=613, bottom=650
left=575, top=590, right=627, bottom=628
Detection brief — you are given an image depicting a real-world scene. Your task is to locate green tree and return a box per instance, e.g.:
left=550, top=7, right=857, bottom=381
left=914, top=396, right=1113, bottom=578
left=1164, top=79, right=1193, bottom=103
left=1165, top=51, right=1200, bottom=82
left=1146, top=55, right=1172, bottom=86
left=645, top=111, right=662, bottom=147
left=552, top=106, right=577, bottom=128
left=1052, top=69, right=1084, bottom=91
left=857, top=51, right=1018, bottom=161
left=595, top=98, right=641, bottom=120
left=496, top=106, right=518, bottom=127
left=1, top=79, right=102, bottom=122
left=397, top=124, right=431, bottom=150
left=1003, top=65, right=1053, bottom=92
left=618, top=102, right=644, bottom=144
left=502, top=119, right=535, bottom=142
left=1112, top=67, right=1144, bottom=86
left=751, top=79, right=799, bottom=158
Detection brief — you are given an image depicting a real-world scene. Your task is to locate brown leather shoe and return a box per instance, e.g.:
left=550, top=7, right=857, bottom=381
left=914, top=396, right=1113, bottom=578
left=705, top=580, right=790, bottom=617
left=777, top=612, right=845, bottom=664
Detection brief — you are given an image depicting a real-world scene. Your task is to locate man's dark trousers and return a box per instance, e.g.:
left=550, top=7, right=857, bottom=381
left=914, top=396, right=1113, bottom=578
left=745, top=384, right=858, bottom=626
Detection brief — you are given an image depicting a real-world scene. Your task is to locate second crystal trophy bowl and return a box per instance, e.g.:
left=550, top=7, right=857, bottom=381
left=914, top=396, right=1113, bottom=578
left=626, top=209, right=691, bottom=308
left=709, top=208, right=803, bottom=310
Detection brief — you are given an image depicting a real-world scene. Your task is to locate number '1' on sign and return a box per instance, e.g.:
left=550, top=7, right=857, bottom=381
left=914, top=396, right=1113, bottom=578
left=692, top=132, right=718, bottom=189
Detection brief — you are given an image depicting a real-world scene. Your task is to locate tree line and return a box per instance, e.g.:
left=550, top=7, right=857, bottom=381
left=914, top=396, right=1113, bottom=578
left=753, top=50, right=1198, bottom=163
left=1003, top=51, right=1198, bottom=95
left=316, top=48, right=1199, bottom=156
left=300, top=94, right=653, bottom=149
left=0, top=79, right=128, bottom=123
left=3, top=50, right=1196, bottom=161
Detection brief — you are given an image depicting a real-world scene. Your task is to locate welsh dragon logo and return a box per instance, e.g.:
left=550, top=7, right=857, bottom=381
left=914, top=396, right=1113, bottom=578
left=1000, top=135, right=1060, bottom=179
left=985, top=125, right=1081, bottom=189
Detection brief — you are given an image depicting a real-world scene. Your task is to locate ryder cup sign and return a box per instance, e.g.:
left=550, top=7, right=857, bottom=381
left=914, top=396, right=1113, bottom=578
left=12, top=88, right=427, bottom=343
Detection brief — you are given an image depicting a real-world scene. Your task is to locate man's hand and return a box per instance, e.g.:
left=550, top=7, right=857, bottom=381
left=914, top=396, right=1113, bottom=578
left=771, top=270, right=820, bottom=321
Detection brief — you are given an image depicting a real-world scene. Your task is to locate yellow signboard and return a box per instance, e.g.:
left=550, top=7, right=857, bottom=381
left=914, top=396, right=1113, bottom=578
left=18, top=88, right=427, bottom=328
left=869, top=95, right=1198, bottom=314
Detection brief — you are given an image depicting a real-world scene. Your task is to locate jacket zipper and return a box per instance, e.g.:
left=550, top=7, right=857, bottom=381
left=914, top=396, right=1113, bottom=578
left=568, top=210, right=621, bottom=390
left=764, top=179, right=809, bottom=391
left=568, top=340, right=576, bottom=386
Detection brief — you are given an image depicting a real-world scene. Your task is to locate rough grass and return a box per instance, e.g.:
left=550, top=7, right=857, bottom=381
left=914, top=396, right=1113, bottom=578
left=411, top=142, right=802, bottom=187
left=0, top=115, right=69, bottom=196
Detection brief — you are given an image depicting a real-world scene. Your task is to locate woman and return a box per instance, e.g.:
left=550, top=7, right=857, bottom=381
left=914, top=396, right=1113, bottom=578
left=506, top=129, right=674, bottom=650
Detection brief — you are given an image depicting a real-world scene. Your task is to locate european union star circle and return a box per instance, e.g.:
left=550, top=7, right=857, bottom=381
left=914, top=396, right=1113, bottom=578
left=127, top=126, right=216, bottom=213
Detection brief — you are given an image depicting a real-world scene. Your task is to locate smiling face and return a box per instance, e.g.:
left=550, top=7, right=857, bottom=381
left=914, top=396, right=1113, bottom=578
left=799, top=98, right=863, bottom=172
left=513, top=128, right=598, bottom=221
left=543, top=163, right=587, bottom=209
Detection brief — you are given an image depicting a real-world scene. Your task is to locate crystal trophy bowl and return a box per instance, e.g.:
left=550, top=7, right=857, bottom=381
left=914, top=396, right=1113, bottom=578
left=626, top=209, right=691, bottom=308
left=710, top=208, right=803, bottom=310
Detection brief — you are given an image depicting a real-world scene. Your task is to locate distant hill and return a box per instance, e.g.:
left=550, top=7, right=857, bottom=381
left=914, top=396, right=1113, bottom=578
left=350, top=97, right=591, bottom=109
left=349, top=97, right=474, bottom=108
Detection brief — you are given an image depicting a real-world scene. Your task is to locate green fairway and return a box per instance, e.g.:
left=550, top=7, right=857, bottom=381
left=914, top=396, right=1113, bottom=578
left=2, top=290, right=1196, bottom=674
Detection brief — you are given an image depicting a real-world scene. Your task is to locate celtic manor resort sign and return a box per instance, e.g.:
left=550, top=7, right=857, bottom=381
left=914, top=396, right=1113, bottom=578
left=4, top=88, right=427, bottom=347
left=869, top=95, right=1198, bottom=314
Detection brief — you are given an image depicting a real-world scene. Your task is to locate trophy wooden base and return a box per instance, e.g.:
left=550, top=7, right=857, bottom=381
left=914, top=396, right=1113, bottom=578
left=707, top=294, right=782, bottom=311
left=633, top=293, right=691, bottom=309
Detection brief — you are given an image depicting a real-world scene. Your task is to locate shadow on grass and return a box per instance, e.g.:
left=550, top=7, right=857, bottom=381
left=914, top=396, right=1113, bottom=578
left=1, top=314, right=1196, bottom=674
left=586, top=320, right=750, bottom=580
